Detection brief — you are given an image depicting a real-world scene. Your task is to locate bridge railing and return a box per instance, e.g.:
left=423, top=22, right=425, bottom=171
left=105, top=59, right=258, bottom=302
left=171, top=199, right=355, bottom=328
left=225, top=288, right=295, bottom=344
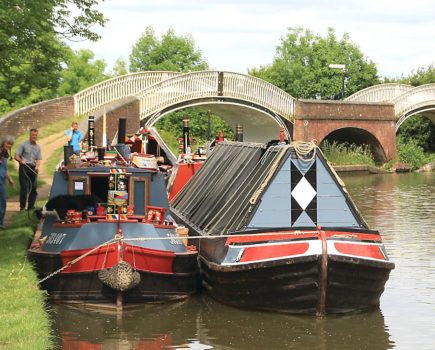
left=393, top=83, right=435, bottom=116
left=73, top=71, right=182, bottom=116
left=137, top=71, right=295, bottom=124
left=345, top=83, right=414, bottom=102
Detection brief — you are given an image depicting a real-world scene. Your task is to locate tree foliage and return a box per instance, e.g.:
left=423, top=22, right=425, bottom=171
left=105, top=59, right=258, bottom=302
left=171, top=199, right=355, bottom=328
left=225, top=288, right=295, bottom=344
left=0, top=0, right=106, bottom=113
left=129, top=26, right=208, bottom=72
left=249, top=27, right=379, bottom=99
left=58, top=49, right=107, bottom=95
left=386, top=64, right=435, bottom=153
left=155, top=108, right=234, bottom=147
left=384, top=63, right=435, bottom=86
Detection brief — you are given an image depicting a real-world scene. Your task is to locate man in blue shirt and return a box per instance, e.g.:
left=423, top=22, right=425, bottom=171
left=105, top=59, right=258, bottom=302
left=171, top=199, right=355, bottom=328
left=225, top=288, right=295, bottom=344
left=66, top=121, right=82, bottom=154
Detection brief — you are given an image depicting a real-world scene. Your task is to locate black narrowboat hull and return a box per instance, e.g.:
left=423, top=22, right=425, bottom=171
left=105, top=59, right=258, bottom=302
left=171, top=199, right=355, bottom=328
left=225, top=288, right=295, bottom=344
left=194, top=229, right=394, bottom=315
left=28, top=247, right=200, bottom=306
left=199, top=254, right=392, bottom=315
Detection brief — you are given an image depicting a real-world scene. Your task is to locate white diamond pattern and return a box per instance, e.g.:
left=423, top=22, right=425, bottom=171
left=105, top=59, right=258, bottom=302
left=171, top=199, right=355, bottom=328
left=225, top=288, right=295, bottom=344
left=291, top=177, right=316, bottom=210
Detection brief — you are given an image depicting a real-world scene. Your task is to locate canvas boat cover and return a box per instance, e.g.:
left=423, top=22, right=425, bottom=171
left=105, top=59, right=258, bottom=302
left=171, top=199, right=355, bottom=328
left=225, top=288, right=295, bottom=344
left=171, top=141, right=368, bottom=236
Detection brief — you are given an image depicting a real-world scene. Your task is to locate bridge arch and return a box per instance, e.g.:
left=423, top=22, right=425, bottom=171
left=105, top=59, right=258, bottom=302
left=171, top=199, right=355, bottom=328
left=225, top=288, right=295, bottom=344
left=74, top=71, right=182, bottom=116
left=346, top=83, right=435, bottom=132
left=319, top=127, right=387, bottom=163
left=393, top=84, right=435, bottom=131
left=135, top=71, right=295, bottom=140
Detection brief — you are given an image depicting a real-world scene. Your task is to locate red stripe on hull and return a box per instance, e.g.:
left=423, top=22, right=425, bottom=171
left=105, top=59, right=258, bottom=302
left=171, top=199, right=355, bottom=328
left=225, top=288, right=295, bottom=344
left=60, top=243, right=177, bottom=274
left=60, top=244, right=119, bottom=273
left=225, top=230, right=382, bottom=246
left=334, top=242, right=385, bottom=260
left=124, top=245, right=175, bottom=274
left=239, top=243, right=309, bottom=262
left=325, top=231, right=382, bottom=242
left=226, top=232, right=317, bottom=244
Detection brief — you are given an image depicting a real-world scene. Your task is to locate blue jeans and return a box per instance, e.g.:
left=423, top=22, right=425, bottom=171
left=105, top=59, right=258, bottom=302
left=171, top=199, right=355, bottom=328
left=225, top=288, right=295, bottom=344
left=0, top=179, right=6, bottom=226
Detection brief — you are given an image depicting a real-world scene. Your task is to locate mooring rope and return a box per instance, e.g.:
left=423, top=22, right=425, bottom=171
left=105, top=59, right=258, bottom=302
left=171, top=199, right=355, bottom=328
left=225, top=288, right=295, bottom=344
left=122, top=229, right=320, bottom=242
left=249, top=146, right=289, bottom=205
left=37, top=230, right=321, bottom=284
left=38, top=238, right=117, bottom=284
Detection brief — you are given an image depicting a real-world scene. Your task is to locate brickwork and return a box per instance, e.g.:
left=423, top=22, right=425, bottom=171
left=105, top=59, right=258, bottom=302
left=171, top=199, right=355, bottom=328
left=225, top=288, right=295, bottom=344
left=294, top=100, right=398, bottom=160
left=0, top=96, right=74, bottom=138
left=92, top=98, right=141, bottom=145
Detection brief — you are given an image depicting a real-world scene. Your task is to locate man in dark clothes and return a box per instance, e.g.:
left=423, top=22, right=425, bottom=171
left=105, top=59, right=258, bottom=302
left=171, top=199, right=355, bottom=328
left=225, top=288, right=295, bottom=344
left=14, top=128, right=42, bottom=210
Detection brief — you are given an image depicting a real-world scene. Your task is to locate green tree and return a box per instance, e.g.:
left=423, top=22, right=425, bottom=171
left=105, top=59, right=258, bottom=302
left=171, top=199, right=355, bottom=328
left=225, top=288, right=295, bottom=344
left=249, top=27, right=379, bottom=99
left=129, top=26, right=208, bottom=72
left=385, top=63, right=435, bottom=86
left=387, top=64, right=435, bottom=153
left=155, top=108, right=234, bottom=147
left=58, top=49, right=107, bottom=95
left=109, top=58, right=129, bottom=77
left=0, top=0, right=107, bottom=113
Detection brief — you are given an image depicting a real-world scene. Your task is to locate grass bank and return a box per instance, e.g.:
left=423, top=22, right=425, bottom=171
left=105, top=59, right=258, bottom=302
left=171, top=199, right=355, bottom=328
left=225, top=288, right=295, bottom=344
left=0, top=210, right=53, bottom=350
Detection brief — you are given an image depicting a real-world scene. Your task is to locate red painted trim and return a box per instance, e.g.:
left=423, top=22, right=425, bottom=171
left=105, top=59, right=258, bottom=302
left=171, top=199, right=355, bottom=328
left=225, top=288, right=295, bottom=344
left=123, top=244, right=175, bottom=274
left=226, top=232, right=317, bottom=244
left=334, top=242, right=385, bottom=260
left=169, top=162, right=202, bottom=202
left=239, top=242, right=309, bottom=262
left=325, top=231, right=382, bottom=242
left=60, top=244, right=119, bottom=273
left=60, top=243, right=178, bottom=274
left=225, top=230, right=382, bottom=246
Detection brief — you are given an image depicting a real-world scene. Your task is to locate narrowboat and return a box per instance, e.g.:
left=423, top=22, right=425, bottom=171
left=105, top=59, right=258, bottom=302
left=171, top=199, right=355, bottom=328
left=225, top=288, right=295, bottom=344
left=171, top=141, right=395, bottom=315
left=28, top=118, right=199, bottom=309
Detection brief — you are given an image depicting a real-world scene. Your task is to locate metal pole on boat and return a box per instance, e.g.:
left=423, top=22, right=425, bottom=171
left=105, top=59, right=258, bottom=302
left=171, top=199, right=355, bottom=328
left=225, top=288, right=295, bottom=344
left=235, top=124, right=244, bottom=142
left=183, top=116, right=189, bottom=154
left=207, top=110, right=211, bottom=156
left=88, top=116, right=95, bottom=150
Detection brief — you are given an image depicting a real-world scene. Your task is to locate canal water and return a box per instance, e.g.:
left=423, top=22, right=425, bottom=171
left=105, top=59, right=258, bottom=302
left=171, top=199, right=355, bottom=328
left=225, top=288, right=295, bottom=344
left=51, top=172, right=435, bottom=350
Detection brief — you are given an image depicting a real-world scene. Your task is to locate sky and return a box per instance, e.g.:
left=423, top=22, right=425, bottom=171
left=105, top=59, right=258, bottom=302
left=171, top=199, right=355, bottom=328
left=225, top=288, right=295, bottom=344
left=71, top=0, right=435, bottom=79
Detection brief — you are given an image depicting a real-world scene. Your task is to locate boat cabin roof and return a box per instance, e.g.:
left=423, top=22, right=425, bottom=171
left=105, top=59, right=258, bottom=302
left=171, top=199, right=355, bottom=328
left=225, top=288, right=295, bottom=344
left=171, top=141, right=368, bottom=236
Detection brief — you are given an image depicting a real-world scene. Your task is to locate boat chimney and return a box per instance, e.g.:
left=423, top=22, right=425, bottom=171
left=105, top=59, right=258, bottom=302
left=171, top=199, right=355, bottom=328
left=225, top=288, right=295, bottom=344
left=183, top=117, right=190, bottom=154
left=87, top=115, right=95, bottom=150
left=117, top=118, right=127, bottom=145
left=235, top=124, right=244, bottom=142
left=115, top=118, right=131, bottom=162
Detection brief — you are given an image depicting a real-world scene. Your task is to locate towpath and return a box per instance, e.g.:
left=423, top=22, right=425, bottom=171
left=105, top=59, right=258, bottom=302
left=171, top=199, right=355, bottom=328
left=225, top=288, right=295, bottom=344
left=4, top=131, right=65, bottom=225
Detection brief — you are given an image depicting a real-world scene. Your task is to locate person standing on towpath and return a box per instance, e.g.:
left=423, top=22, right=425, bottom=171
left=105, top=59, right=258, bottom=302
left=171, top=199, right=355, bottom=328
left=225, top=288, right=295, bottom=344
left=14, top=128, right=41, bottom=211
left=0, top=135, right=15, bottom=228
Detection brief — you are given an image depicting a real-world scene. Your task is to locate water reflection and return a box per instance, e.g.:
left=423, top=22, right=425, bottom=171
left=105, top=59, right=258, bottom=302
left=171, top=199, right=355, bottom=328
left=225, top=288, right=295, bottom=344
left=341, top=172, right=435, bottom=350
left=52, top=295, right=393, bottom=350
left=52, top=172, right=435, bottom=350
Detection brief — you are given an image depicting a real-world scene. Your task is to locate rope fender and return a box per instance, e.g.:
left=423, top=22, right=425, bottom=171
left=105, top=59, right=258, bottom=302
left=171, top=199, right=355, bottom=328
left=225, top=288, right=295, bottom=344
left=98, top=260, right=141, bottom=291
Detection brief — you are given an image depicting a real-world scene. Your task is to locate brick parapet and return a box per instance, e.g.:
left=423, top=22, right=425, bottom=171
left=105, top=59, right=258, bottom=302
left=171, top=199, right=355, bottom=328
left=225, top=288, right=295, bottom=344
left=295, top=100, right=395, bottom=121
left=0, top=96, right=74, bottom=138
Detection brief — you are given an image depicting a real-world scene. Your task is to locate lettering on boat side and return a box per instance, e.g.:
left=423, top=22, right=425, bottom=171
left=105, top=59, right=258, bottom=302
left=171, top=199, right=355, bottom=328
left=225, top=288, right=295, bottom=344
left=167, top=233, right=182, bottom=245
left=46, top=233, right=67, bottom=245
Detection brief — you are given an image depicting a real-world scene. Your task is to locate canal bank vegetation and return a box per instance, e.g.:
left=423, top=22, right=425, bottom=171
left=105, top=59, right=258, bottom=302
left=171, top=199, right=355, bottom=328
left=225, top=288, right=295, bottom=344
left=396, top=115, right=435, bottom=170
left=0, top=211, right=53, bottom=350
left=320, top=141, right=375, bottom=166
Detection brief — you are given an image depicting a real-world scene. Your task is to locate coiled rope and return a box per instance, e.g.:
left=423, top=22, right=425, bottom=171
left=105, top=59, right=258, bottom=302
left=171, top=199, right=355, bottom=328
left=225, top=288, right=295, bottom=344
left=291, top=140, right=317, bottom=162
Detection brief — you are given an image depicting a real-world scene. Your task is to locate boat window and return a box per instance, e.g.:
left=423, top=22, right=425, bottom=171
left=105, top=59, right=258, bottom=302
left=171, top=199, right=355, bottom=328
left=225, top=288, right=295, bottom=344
left=68, top=176, right=87, bottom=195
